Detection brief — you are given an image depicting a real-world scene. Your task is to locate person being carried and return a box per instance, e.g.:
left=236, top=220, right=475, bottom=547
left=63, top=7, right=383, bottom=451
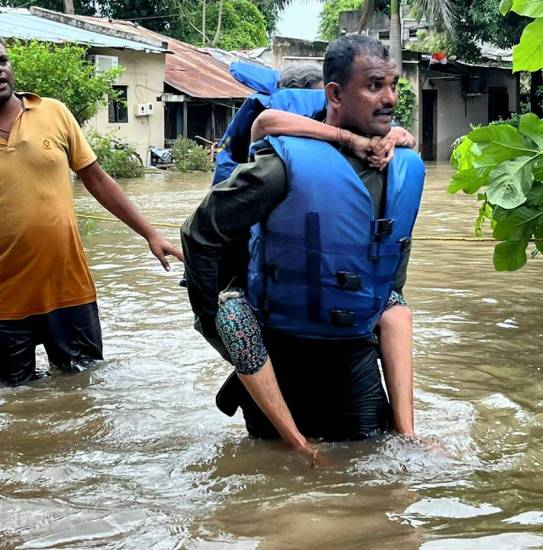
left=183, top=36, right=425, bottom=462
left=0, top=40, right=183, bottom=386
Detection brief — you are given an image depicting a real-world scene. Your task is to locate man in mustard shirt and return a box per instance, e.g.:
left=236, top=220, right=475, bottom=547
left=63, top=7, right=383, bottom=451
left=0, top=40, right=183, bottom=386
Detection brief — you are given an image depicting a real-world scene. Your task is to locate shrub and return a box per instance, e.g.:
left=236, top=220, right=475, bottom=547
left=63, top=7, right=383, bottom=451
left=395, top=78, right=417, bottom=130
left=171, top=137, right=213, bottom=172
left=7, top=40, right=123, bottom=126
left=86, top=131, right=144, bottom=178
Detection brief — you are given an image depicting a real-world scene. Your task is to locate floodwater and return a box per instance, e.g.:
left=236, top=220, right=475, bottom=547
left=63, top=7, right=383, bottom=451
left=1, top=164, right=542, bottom=549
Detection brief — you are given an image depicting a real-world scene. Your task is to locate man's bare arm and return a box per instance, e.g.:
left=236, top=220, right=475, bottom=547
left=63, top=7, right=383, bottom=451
left=77, top=161, right=183, bottom=270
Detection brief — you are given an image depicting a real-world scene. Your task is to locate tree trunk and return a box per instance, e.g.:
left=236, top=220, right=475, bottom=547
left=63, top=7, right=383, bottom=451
left=63, top=0, right=75, bottom=14
left=202, top=0, right=207, bottom=46
left=389, top=0, right=402, bottom=76
left=530, top=70, right=543, bottom=118
left=212, top=0, right=224, bottom=47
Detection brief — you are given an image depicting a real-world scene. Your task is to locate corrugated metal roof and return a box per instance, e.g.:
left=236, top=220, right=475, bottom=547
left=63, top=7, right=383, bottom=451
left=68, top=16, right=255, bottom=99
left=0, top=8, right=167, bottom=53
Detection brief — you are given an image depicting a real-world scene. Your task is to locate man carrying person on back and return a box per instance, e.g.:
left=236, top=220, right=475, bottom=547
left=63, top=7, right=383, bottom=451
left=0, top=39, right=183, bottom=386
left=182, top=36, right=425, bottom=455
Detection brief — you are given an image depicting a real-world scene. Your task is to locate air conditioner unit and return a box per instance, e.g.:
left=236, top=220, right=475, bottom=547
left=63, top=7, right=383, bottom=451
left=146, top=102, right=154, bottom=115
left=134, top=103, right=149, bottom=117
left=91, top=54, right=119, bottom=73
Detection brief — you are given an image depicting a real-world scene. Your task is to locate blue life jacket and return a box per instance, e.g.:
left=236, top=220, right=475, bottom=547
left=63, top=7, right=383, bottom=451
left=247, top=137, right=425, bottom=339
left=212, top=62, right=327, bottom=185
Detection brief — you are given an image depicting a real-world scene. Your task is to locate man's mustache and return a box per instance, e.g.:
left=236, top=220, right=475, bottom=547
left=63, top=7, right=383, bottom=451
left=373, top=108, right=394, bottom=116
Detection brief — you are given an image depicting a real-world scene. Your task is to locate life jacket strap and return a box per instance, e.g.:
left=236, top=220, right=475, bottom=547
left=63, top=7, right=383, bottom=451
left=264, top=298, right=385, bottom=325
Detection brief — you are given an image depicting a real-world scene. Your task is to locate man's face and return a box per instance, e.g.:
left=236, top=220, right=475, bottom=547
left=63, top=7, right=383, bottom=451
left=0, top=44, right=15, bottom=105
left=336, top=55, right=399, bottom=136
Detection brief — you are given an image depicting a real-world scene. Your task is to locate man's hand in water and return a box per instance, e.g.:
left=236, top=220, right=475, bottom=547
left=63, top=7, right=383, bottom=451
left=290, top=441, right=330, bottom=468
left=147, top=232, right=184, bottom=271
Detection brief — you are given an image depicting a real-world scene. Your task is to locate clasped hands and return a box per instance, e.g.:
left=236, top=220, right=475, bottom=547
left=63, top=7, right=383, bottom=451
left=350, top=127, right=411, bottom=171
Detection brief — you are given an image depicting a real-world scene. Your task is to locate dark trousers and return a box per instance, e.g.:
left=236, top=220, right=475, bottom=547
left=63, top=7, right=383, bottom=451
left=0, top=302, right=103, bottom=387
left=219, top=329, right=392, bottom=441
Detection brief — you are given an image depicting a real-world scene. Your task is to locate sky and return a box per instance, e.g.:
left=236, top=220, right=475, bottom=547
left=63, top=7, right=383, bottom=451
left=276, top=0, right=324, bottom=41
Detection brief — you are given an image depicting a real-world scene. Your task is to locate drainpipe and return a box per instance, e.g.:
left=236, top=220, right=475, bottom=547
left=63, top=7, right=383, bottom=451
left=63, top=0, right=75, bottom=14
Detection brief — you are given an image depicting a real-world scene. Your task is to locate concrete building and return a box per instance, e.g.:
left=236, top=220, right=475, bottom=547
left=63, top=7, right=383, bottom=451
left=53, top=14, right=255, bottom=146
left=0, top=7, right=169, bottom=163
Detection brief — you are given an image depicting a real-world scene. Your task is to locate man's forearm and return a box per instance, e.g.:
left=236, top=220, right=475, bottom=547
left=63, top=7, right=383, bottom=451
left=379, top=305, right=414, bottom=434
left=78, top=161, right=158, bottom=240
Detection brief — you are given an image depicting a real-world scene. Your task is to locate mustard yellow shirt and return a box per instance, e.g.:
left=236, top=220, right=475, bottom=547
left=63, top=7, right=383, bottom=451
left=0, top=93, right=97, bottom=320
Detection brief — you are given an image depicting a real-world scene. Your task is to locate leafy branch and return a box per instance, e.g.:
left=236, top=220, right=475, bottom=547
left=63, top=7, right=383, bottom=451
left=449, top=0, right=543, bottom=271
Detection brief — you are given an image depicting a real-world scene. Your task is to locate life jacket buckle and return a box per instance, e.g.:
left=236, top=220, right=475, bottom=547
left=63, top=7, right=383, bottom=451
left=399, top=237, right=411, bottom=250
left=373, top=218, right=394, bottom=237
left=336, top=271, right=362, bottom=291
left=369, top=242, right=379, bottom=260
left=330, top=310, right=356, bottom=327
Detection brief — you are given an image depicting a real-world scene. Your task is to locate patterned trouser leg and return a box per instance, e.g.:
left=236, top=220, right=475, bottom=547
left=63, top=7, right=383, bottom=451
left=215, top=288, right=268, bottom=375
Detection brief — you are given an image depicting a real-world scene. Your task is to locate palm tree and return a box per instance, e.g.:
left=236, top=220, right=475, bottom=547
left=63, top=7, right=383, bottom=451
left=358, top=0, right=456, bottom=74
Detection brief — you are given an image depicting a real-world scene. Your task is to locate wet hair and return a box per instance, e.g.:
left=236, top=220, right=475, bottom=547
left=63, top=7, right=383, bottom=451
left=323, top=35, right=390, bottom=86
left=279, top=62, right=323, bottom=89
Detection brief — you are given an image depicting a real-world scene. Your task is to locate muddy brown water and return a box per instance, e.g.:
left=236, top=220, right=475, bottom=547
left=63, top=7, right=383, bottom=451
left=1, top=164, right=542, bottom=549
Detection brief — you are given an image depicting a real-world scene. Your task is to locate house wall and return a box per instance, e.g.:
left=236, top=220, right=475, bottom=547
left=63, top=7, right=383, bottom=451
left=271, top=36, right=328, bottom=69
left=86, top=48, right=166, bottom=164
left=421, top=69, right=518, bottom=160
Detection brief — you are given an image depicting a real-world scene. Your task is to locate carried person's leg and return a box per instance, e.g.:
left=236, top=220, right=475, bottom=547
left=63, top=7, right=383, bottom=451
left=378, top=303, right=414, bottom=434
left=0, top=317, right=39, bottom=386
left=42, top=302, right=103, bottom=371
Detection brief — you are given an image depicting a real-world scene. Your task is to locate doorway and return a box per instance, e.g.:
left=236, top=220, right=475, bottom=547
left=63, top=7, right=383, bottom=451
left=421, top=89, right=437, bottom=161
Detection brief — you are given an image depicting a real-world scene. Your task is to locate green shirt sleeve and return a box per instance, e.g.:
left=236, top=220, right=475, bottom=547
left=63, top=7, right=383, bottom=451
left=181, top=148, right=287, bottom=327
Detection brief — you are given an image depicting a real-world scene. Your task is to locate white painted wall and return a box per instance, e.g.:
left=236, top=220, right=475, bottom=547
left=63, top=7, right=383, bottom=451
left=85, top=48, right=166, bottom=164
left=421, top=69, right=518, bottom=160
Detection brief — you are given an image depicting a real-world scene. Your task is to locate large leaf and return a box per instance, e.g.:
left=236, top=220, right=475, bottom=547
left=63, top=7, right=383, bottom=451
left=493, top=240, right=529, bottom=271
left=487, top=156, right=535, bottom=208
left=450, top=136, right=480, bottom=171
left=511, top=0, right=543, bottom=18
left=492, top=205, right=541, bottom=240
left=513, top=18, right=543, bottom=73
left=534, top=158, right=543, bottom=181
left=518, top=113, right=543, bottom=148
left=448, top=167, right=490, bottom=194
left=534, top=222, right=543, bottom=253
left=468, top=125, right=537, bottom=169
left=526, top=182, right=543, bottom=205
left=499, top=0, right=513, bottom=14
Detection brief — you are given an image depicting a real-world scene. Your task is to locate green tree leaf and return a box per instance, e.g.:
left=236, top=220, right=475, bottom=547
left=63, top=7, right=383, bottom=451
left=519, top=113, right=543, bottom=148
left=475, top=200, right=493, bottom=236
left=526, top=182, right=543, bottom=205
left=7, top=40, right=122, bottom=125
left=448, top=167, right=490, bottom=194
left=487, top=156, right=535, bottom=208
left=492, top=204, right=541, bottom=240
left=513, top=18, right=543, bottom=73
left=450, top=136, right=480, bottom=170
left=534, top=222, right=543, bottom=252
left=493, top=239, right=529, bottom=271
left=468, top=124, right=537, bottom=170
left=499, top=0, right=513, bottom=15
left=511, top=0, right=543, bottom=18
left=534, top=158, right=543, bottom=181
